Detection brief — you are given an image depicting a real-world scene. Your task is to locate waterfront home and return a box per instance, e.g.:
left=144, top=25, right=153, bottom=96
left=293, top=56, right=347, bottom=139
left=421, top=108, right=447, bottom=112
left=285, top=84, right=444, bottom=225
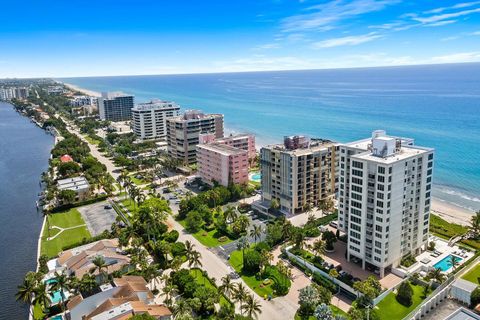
left=59, top=154, right=74, bottom=163
left=67, top=275, right=172, bottom=320
left=57, top=176, right=90, bottom=201
left=47, top=239, right=131, bottom=281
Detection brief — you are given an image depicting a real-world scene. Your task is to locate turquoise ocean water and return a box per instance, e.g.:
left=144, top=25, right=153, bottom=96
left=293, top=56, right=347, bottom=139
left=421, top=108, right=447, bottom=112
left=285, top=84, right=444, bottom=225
left=60, top=63, right=480, bottom=212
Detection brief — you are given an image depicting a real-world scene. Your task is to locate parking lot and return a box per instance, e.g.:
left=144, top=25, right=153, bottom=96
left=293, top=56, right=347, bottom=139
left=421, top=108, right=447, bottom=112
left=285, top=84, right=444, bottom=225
left=77, top=201, right=118, bottom=236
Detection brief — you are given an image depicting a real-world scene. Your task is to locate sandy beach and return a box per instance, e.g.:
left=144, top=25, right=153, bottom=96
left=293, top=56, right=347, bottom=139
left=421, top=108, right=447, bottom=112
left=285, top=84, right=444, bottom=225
left=63, top=82, right=101, bottom=97
left=432, top=198, right=475, bottom=226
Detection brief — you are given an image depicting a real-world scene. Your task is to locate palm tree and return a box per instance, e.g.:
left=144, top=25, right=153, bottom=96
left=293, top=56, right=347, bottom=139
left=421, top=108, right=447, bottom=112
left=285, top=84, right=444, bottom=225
left=233, top=283, right=249, bottom=312
left=449, top=255, right=459, bottom=270
left=470, top=211, right=480, bottom=238
left=49, top=272, right=69, bottom=311
left=184, top=240, right=195, bottom=260
left=135, top=192, right=146, bottom=206
left=260, top=250, right=274, bottom=272
left=79, top=274, right=97, bottom=294
left=311, top=239, right=326, bottom=261
left=241, top=294, right=262, bottom=319
left=249, top=224, right=262, bottom=243
left=428, top=268, right=446, bottom=283
left=15, top=272, right=38, bottom=316
left=237, top=215, right=250, bottom=233
left=161, top=283, right=178, bottom=307
left=90, top=256, right=108, bottom=283
left=219, top=275, right=235, bottom=298
left=224, top=206, right=238, bottom=224
left=172, top=299, right=192, bottom=319
left=33, top=282, right=51, bottom=315
left=236, top=237, right=250, bottom=267
left=188, top=250, right=203, bottom=276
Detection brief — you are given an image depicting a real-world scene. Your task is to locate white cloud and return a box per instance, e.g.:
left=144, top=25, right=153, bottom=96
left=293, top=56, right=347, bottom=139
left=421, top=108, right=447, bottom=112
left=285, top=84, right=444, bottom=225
left=441, top=36, right=459, bottom=41
left=312, top=32, right=382, bottom=48
left=281, top=0, right=400, bottom=32
left=471, top=30, right=480, bottom=35
left=424, top=20, right=457, bottom=27
left=429, top=52, right=480, bottom=63
left=253, top=43, right=281, bottom=50
left=425, top=1, right=480, bottom=14
left=411, top=8, right=480, bottom=24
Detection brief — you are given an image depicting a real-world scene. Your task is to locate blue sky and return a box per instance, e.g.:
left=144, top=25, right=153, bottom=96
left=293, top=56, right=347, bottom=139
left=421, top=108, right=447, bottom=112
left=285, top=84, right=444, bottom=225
left=1, top=0, right=480, bottom=77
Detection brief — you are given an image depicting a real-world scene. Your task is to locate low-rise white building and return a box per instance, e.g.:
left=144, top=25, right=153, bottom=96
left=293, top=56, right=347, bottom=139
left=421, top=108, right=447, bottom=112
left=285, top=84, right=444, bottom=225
left=57, top=176, right=90, bottom=201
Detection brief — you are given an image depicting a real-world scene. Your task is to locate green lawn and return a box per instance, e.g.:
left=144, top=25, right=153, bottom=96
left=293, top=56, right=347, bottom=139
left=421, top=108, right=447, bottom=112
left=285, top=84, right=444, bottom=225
left=376, top=283, right=427, bottom=320
left=178, top=219, right=233, bottom=247
left=120, top=198, right=138, bottom=214
left=129, top=173, right=148, bottom=186
left=462, top=263, right=480, bottom=284
left=41, top=208, right=91, bottom=258
left=229, top=249, right=290, bottom=298
left=83, top=134, right=101, bottom=145
left=190, top=268, right=233, bottom=308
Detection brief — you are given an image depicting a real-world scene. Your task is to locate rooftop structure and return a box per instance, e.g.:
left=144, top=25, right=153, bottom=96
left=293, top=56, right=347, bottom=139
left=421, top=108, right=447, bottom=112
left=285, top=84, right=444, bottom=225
left=57, top=176, right=90, bottom=200
left=67, top=275, right=171, bottom=320
left=200, top=133, right=257, bottom=162
left=132, top=99, right=181, bottom=140
left=60, top=154, right=74, bottom=163
left=257, top=135, right=338, bottom=215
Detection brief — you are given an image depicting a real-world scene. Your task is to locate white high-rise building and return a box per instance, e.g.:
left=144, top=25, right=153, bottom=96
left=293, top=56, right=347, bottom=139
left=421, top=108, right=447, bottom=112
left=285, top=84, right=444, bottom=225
left=338, top=130, right=434, bottom=277
left=131, top=100, right=181, bottom=140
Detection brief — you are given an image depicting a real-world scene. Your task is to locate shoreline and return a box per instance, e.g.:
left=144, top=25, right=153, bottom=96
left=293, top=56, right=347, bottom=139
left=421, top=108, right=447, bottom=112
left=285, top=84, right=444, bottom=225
left=59, top=81, right=478, bottom=225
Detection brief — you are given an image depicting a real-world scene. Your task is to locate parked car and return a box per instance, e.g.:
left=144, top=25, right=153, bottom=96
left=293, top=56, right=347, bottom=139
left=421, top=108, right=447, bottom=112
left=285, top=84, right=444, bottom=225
left=104, top=205, right=112, bottom=209
left=329, top=220, right=338, bottom=228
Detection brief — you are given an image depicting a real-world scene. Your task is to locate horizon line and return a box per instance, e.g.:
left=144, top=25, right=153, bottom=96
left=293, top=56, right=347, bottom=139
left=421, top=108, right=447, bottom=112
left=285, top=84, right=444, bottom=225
left=1, top=61, right=479, bottom=80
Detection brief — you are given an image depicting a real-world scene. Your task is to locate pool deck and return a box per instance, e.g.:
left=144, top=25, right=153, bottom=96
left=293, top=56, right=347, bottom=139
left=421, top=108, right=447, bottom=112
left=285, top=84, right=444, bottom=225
left=404, top=236, right=474, bottom=275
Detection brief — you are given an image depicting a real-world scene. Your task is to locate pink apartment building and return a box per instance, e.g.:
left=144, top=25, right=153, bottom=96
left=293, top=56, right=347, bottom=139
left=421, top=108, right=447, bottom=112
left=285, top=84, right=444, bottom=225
left=199, top=133, right=256, bottom=162
left=197, top=143, right=249, bottom=186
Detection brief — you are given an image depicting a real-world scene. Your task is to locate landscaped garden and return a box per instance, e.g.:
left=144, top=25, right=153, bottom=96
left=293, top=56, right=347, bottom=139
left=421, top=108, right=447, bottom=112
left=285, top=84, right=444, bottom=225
left=178, top=218, right=233, bottom=247
left=190, top=268, right=233, bottom=308
left=376, top=282, right=428, bottom=320
left=228, top=243, right=291, bottom=298
left=41, top=208, right=91, bottom=258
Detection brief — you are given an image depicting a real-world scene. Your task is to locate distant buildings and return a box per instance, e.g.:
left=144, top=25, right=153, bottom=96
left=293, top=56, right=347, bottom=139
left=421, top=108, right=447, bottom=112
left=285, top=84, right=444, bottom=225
left=257, top=135, right=338, bottom=215
left=0, top=86, right=29, bottom=100
left=166, top=110, right=224, bottom=164
left=132, top=99, right=181, bottom=140
left=67, top=275, right=171, bottom=320
left=98, top=92, right=135, bottom=122
left=68, top=95, right=98, bottom=107
left=57, top=176, right=90, bottom=201
left=46, top=85, right=65, bottom=95
left=338, top=130, right=434, bottom=277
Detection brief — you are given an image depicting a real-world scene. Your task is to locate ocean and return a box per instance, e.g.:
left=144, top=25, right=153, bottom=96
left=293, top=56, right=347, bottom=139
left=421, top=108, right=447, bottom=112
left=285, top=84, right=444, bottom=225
left=60, top=63, right=480, bottom=213
left=0, top=102, right=54, bottom=319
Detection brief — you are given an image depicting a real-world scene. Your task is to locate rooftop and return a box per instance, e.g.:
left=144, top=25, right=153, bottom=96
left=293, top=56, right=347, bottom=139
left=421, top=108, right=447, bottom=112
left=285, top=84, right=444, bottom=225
left=264, top=136, right=336, bottom=156
left=352, top=144, right=432, bottom=164
left=198, top=142, right=248, bottom=156
left=132, top=99, right=180, bottom=111
left=445, top=307, right=480, bottom=320
left=57, top=176, right=89, bottom=191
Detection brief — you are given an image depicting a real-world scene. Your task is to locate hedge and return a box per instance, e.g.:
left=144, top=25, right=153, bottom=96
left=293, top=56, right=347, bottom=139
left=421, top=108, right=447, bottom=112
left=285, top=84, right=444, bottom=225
left=50, top=195, right=109, bottom=213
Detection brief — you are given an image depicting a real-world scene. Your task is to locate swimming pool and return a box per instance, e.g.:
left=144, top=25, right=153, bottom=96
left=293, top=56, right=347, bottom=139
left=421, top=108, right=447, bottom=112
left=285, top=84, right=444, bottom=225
left=44, top=279, right=64, bottom=304
left=250, top=172, right=261, bottom=182
left=433, top=254, right=463, bottom=272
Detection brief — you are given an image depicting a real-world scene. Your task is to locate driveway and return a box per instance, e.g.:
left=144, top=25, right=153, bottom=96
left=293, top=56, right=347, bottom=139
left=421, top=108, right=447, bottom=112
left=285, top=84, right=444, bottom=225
left=77, top=201, right=117, bottom=236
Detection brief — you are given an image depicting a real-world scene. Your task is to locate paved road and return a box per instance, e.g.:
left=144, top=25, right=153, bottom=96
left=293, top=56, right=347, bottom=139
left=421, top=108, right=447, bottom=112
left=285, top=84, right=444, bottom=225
left=77, top=201, right=117, bottom=236
left=60, top=116, right=121, bottom=180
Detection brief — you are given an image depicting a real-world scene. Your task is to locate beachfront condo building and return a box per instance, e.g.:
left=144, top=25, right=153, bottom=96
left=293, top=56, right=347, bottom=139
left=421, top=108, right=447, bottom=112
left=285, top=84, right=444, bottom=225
left=199, top=133, right=256, bottom=163
left=197, top=143, right=249, bottom=186
left=166, top=110, right=224, bottom=164
left=98, top=92, right=135, bottom=122
left=257, top=135, right=338, bottom=215
left=132, top=99, right=181, bottom=140
left=0, top=86, right=29, bottom=101
left=338, top=130, right=434, bottom=277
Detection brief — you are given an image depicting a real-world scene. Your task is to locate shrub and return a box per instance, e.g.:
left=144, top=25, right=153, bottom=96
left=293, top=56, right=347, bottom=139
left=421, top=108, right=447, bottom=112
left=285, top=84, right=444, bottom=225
left=396, top=281, right=414, bottom=306
left=185, top=211, right=203, bottom=233
left=164, top=230, right=179, bottom=243
left=322, top=231, right=337, bottom=251
left=305, top=227, right=321, bottom=238
left=400, top=255, right=416, bottom=268
left=243, top=250, right=262, bottom=274
left=471, top=287, right=480, bottom=308
left=253, top=241, right=271, bottom=253
left=170, top=242, right=186, bottom=257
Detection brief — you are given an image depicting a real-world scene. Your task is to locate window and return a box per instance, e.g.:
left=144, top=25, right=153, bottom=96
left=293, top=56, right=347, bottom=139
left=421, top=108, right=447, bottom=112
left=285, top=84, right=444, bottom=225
left=352, top=161, right=363, bottom=169
left=352, top=169, right=363, bottom=177
left=378, top=166, right=386, bottom=174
